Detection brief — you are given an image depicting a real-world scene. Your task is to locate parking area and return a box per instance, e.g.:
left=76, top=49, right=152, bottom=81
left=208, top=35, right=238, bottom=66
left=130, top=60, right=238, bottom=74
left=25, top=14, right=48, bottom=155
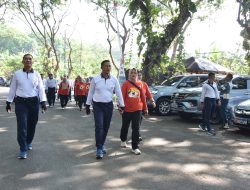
left=1, top=87, right=250, bottom=190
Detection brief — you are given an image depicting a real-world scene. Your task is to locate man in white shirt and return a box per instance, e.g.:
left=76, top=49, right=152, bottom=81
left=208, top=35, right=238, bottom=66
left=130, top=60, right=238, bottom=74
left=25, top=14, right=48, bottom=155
left=6, top=54, right=47, bottom=159
left=86, top=60, right=125, bottom=159
left=199, top=72, right=221, bottom=136
left=46, top=73, right=57, bottom=107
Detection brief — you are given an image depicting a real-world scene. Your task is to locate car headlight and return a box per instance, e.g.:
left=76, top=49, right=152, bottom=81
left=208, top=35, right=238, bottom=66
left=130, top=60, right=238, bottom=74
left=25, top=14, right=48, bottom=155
left=151, top=89, right=158, bottom=95
left=234, top=107, right=243, bottom=114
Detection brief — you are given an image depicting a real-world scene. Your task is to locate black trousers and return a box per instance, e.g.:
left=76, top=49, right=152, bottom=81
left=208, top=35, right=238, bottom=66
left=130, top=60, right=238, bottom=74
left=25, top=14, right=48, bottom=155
left=60, top=95, right=69, bottom=108
left=77, top=95, right=87, bottom=109
left=47, top=87, right=56, bottom=106
left=120, top=110, right=142, bottom=150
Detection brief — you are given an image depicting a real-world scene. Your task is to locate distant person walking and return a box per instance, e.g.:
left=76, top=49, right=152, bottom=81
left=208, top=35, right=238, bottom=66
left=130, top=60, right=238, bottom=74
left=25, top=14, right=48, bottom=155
left=199, top=72, right=220, bottom=136
left=6, top=54, right=47, bottom=159
left=75, top=76, right=87, bottom=111
left=46, top=73, right=57, bottom=107
left=120, top=68, right=148, bottom=155
left=219, top=73, right=233, bottom=129
left=58, top=76, right=70, bottom=109
left=86, top=60, right=125, bottom=159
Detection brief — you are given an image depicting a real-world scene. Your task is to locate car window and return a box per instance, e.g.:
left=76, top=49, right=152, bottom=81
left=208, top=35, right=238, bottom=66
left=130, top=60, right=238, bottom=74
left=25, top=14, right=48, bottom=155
left=232, top=77, right=247, bottom=89
left=161, top=76, right=183, bottom=86
left=178, top=76, right=207, bottom=88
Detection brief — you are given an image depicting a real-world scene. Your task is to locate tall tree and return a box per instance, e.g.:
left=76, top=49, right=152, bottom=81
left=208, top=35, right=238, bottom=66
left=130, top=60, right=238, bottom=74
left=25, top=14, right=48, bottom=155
left=237, top=0, right=250, bottom=73
left=10, top=0, right=70, bottom=75
left=129, top=0, right=222, bottom=84
left=91, top=0, right=132, bottom=72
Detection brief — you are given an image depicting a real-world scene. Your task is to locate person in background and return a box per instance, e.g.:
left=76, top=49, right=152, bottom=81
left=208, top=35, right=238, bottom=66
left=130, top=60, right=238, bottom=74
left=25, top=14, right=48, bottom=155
left=120, top=68, right=148, bottom=155
left=75, top=76, right=86, bottom=111
left=83, top=77, right=91, bottom=107
left=86, top=60, right=125, bottom=159
left=46, top=73, right=57, bottom=108
left=6, top=54, right=47, bottom=159
left=74, top=76, right=80, bottom=106
left=67, top=75, right=72, bottom=102
left=218, top=73, right=233, bottom=129
left=40, top=74, right=47, bottom=89
left=58, top=76, right=70, bottom=109
left=137, top=70, right=156, bottom=141
left=199, top=72, right=221, bottom=136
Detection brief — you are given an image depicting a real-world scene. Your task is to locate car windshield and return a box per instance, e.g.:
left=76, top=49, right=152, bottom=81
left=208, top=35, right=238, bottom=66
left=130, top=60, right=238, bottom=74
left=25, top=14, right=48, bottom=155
left=161, top=76, right=183, bottom=86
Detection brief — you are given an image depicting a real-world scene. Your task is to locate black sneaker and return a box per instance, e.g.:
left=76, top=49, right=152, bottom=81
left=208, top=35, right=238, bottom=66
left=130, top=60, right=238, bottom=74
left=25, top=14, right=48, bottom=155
left=198, top=124, right=206, bottom=131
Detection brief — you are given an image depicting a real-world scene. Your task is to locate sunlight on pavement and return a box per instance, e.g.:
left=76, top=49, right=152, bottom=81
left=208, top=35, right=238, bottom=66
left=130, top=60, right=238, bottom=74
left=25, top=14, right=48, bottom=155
left=21, top=172, right=52, bottom=180
left=0, top=127, right=8, bottom=133
left=104, top=178, right=131, bottom=188
left=144, top=138, right=171, bottom=146
left=195, top=174, right=231, bottom=185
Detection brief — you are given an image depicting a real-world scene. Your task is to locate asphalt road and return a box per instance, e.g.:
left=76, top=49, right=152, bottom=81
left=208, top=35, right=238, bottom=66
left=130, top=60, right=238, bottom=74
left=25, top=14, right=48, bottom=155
left=0, top=86, right=250, bottom=190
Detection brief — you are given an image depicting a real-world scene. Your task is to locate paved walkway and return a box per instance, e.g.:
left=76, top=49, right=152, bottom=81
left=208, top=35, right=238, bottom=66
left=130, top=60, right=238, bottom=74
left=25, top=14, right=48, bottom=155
left=0, top=87, right=250, bottom=190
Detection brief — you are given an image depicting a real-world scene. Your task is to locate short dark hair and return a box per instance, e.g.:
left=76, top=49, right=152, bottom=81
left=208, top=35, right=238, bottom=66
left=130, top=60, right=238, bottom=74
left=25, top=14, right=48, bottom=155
left=101, top=60, right=110, bottom=67
left=208, top=72, right=215, bottom=78
left=23, top=54, right=33, bottom=59
left=226, top=73, right=233, bottom=80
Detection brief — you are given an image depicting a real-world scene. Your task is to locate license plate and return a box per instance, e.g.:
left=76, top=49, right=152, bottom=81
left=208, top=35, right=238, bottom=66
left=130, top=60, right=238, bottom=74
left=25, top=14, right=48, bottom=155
left=234, top=117, right=248, bottom=125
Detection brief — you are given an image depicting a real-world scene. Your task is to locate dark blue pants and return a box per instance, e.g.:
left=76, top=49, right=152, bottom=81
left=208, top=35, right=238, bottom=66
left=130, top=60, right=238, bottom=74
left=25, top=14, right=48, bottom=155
left=15, top=97, right=39, bottom=152
left=203, top=97, right=216, bottom=132
left=93, top=101, right=113, bottom=149
left=47, top=87, right=56, bottom=106
left=60, top=95, right=68, bottom=108
left=220, top=98, right=229, bottom=125
left=120, top=111, right=142, bottom=149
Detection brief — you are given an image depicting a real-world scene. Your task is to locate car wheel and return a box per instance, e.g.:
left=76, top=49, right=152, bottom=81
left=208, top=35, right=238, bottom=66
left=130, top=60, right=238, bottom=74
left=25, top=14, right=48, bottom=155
left=156, top=98, right=171, bottom=116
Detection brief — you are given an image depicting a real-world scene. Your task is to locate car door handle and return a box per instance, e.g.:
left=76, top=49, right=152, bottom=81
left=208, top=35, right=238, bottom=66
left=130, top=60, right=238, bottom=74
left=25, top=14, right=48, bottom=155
left=244, top=92, right=250, bottom=95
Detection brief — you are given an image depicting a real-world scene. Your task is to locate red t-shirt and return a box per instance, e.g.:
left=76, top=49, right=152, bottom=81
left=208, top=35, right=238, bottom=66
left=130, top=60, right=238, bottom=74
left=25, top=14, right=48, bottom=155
left=122, top=80, right=147, bottom=112
left=75, top=82, right=88, bottom=96
left=140, top=80, right=153, bottom=100
left=58, top=82, right=70, bottom=95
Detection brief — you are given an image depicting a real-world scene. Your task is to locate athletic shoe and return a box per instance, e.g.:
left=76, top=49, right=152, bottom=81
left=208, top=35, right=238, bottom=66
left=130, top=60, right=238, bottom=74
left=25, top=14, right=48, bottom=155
left=207, top=130, right=216, bottom=136
left=18, top=151, right=27, bottom=159
left=27, top=144, right=32, bottom=150
left=139, top=136, right=143, bottom=141
left=131, top=149, right=141, bottom=155
left=198, top=124, right=206, bottom=131
left=120, top=141, right=128, bottom=148
left=223, top=123, right=229, bottom=129
left=96, top=148, right=103, bottom=159
left=102, top=145, right=107, bottom=154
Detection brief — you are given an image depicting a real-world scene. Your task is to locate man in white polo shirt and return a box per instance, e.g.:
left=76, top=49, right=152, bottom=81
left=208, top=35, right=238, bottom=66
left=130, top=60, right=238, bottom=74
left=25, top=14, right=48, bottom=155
left=6, top=54, right=47, bottom=159
left=199, top=72, right=221, bottom=136
left=46, top=73, right=57, bottom=107
left=86, top=60, right=125, bottom=159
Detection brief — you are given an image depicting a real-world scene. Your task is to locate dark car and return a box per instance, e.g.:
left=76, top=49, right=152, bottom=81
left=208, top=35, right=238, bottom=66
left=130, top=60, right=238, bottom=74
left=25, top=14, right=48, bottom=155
left=232, top=99, right=250, bottom=130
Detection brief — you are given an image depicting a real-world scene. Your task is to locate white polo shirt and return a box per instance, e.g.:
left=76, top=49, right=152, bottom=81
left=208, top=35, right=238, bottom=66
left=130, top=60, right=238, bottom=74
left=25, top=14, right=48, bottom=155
left=7, top=69, right=47, bottom=102
left=46, top=78, right=57, bottom=89
left=200, top=82, right=220, bottom=103
left=86, top=74, right=125, bottom=107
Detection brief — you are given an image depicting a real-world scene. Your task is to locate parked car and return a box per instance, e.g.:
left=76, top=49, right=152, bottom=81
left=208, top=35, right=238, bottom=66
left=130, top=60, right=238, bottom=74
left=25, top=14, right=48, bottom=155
left=232, top=99, right=250, bottom=130
left=149, top=74, right=208, bottom=115
left=0, top=77, right=7, bottom=86
left=174, top=75, right=250, bottom=123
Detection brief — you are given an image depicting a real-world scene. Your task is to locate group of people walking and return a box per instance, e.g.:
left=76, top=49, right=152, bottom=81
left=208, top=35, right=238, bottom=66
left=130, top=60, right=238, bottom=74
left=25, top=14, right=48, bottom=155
left=5, top=54, right=233, bottom=160
left=6, top=55, right=155, bottom=160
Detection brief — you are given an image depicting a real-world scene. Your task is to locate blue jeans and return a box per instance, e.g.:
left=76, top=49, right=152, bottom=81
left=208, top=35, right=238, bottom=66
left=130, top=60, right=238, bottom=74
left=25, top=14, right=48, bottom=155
left=93, top=101, right=113, bottom=149
left=203, top=97, right=216, bottom=132
left=220, top=98, right=229, bottom=125
left=15, top=97, right=39, bottom=152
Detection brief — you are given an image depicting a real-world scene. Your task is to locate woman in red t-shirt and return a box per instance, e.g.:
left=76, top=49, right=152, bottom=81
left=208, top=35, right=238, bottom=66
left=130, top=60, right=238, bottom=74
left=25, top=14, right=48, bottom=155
left=120, top=68, right=148, bottom=155
left=75, top=77, right=88, bottom=111
left=58, top=76, right=70, bottom=109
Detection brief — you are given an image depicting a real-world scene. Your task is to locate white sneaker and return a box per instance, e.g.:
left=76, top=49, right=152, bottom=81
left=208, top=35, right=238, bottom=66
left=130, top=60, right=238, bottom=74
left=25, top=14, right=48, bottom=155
left=120, top=141, right=128, bottom=148
left=131, top=148, right=141, bottom=155
left=223, top=123, right=229, bottom=129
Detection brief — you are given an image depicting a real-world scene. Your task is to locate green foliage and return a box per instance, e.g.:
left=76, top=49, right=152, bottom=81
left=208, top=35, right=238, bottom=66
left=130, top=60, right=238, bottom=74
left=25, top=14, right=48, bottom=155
left=0, top=23, right=36, bottom=54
